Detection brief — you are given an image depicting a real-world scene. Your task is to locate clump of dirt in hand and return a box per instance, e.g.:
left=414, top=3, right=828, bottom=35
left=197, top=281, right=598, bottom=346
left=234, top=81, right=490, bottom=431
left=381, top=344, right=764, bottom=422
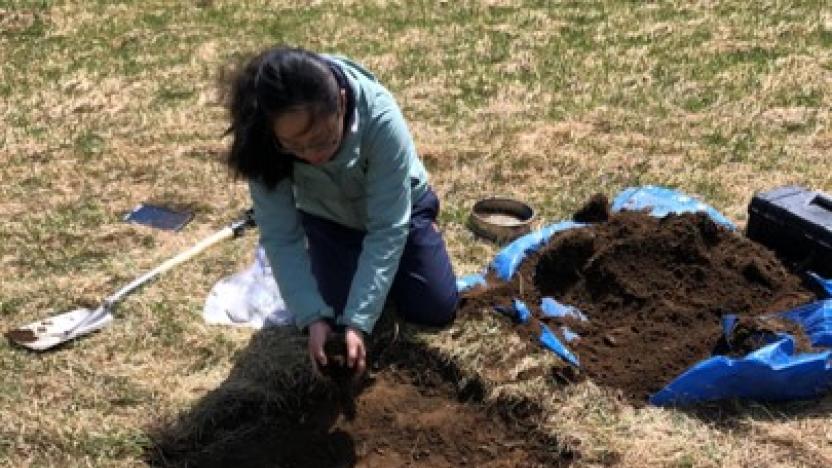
left=460, top=195, right=818, bottom=405
left=572, top=193, right=610, bottom=223
left=319, top=334, right=352, bottom=381
left=318, top=333, right=360, bottom=419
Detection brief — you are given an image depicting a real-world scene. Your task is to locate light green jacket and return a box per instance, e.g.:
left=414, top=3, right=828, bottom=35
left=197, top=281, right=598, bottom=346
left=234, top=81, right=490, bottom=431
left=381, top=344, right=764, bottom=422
left=249, top=55, right=428, bottom=334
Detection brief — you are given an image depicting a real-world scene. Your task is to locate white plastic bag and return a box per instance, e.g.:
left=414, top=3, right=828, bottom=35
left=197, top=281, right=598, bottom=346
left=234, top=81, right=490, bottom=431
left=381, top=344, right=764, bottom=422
left=202, top=245, right=292, bottom=328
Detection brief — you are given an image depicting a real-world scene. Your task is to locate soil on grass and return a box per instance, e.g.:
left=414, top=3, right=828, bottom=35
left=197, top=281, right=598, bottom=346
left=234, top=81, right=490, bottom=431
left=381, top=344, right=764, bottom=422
left=713, top=316, right=815, bottom=357
left=148, top=343, right=573, bottom=468
left=461, top=206, right=818, bottom=405
left=572, top=193, right=610, bottom=223
left=4, top=328, right=37, bottom=343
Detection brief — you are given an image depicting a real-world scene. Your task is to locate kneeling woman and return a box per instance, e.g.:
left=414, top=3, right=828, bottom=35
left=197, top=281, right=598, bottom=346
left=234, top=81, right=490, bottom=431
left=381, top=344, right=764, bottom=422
left=224, top=46, right=459, bottom=377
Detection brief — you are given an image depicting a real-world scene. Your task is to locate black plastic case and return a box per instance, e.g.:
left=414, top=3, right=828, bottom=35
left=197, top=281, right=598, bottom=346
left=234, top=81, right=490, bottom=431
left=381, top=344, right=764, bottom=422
left=747, top=186, right=832, bottom=276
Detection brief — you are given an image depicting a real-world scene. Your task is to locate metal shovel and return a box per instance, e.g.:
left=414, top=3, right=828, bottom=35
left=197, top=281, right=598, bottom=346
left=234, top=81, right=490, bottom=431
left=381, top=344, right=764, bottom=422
left=5, top=210, right=255, bottom=351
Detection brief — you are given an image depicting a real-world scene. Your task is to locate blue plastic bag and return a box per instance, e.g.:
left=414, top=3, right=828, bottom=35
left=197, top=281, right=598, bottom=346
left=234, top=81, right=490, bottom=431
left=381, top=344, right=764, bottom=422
left=540, top=324, right=580, bottom=367
left=560, top=326, right=580, bottom=343
left=491, top=221, right=584, bottom=280
left=541, top=297, right=588, bottom=321
left=493, top=299, right=531, bottom=324
left=457, top=273, right=487, bottom=292
left=651, top=336, right=832, bottom=406
left=513, top=299, right=532, bottom=324
left=776, top=299, right=832, bottom=347
left=612, top=185, right=736, bottom=229
left=721, top=314, right=739, bottom=339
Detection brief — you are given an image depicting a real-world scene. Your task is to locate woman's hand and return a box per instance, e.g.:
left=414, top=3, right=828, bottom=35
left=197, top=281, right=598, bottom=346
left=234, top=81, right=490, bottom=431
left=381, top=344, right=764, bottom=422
left=308, top=320, right=333, bottom=373
left=345, top=327, right=367, bottom=377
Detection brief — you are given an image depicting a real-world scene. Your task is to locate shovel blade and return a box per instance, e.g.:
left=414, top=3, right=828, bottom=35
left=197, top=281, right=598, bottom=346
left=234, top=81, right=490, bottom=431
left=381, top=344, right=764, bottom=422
left=5, top=307, right=114, bottom=351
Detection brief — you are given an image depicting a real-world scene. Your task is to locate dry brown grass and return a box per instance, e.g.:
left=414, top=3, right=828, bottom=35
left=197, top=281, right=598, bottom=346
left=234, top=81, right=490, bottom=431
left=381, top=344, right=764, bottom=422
left=1, top=1, right=831, bottom=466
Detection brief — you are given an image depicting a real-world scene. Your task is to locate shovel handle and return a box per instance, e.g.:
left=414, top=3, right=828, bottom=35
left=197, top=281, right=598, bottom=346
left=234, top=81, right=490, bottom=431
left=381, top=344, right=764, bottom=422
left=106, top=226, right=235, bottom=305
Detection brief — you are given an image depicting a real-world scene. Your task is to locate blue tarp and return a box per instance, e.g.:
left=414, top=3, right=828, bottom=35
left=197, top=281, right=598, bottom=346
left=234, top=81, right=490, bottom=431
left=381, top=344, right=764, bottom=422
left=540, top=297, right=588, bottom=321
left=456, top=273, right=487, bottom=292
left=476, top=185, right=832, bottom=405
left=612, top=185, right=736, bottom=229
left=540, top=324, right=580, bottom=367
left=493, top=299, right=532, bottom=324
left=491, top=221, right=584, bottom=280
left=777, top=299, right=832, bottom=347
left=651, top=336, right=832, bottom=405
left=560, top=326, right=580, bottom=343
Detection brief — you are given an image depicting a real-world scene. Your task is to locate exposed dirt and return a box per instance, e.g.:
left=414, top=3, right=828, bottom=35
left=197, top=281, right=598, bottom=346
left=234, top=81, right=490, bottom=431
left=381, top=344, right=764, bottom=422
left=319, top=333, right=354, bottom=382
left=148, top=343, right=573, bottom=468
left=713, top=316, right=815, bottom=357
left=318, top=333, right=361, bottom=420
left=572, top=193, right=610, bottom=223
left=461, top=207, right=818, bottom=405
left=4, top=328, right=37, bottom=343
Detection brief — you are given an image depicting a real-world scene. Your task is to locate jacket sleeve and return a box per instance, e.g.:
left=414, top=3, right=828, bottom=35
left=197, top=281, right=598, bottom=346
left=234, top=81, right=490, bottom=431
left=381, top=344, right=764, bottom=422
left=338, top=94, right=413, bottom=334
left=249, top=179, right=334, bottom=331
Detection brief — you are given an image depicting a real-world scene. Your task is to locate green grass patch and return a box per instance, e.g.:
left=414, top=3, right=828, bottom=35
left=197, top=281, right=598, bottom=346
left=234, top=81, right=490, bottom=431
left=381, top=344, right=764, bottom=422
left=154, top=84, right=196, bottom=106
left=187, top=333, right=238, bottom=373
left=0, top=297, right=27, bottom=318
left=103, top=374, right=153, bottom=408
left=681, top=88, right=720, bottom=112
left=775, top=88, right=824, bottom=108
left=75, top=429, right=153, bottom=460
left=148, top=300, right=187, bottom=347
left=74, top=131, right=106, bottom=157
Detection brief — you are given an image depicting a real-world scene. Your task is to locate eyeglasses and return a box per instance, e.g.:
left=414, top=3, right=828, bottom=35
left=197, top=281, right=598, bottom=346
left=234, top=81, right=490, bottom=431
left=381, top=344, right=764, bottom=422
left=279, top=127, right=341, bottom=156
left=275, top=101, right=345, bottom=158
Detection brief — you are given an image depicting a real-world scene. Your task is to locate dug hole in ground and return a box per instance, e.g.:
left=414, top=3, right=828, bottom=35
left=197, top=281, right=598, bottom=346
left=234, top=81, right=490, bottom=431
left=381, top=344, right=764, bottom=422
left=145, top=326, right=571, bottom=467
left=145, top=193, right=822, bottom=467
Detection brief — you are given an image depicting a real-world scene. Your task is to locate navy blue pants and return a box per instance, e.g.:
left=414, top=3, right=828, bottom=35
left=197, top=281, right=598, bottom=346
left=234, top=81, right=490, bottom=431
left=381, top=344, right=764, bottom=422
left=300, top=188, right=458, bottom=329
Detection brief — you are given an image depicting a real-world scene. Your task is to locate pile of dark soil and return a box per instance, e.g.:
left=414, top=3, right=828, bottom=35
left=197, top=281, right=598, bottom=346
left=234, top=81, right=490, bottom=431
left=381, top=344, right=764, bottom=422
left=148, top=342, right=573, bottom=467
left=461, top=197, right=817, bottom=405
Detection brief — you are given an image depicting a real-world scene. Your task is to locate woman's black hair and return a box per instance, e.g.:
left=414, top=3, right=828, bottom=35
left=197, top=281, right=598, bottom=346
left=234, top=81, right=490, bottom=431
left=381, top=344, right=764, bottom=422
left=222, top=46, right=340, bottom=189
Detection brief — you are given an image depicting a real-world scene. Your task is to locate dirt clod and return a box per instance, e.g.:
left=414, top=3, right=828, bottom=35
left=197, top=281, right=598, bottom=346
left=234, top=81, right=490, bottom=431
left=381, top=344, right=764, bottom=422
left=319, top=333, right=352, bottom=381
left=318, top=333, right=361, bottom=419
left=715, top=316, right=814, bottom=357
left=572, top=193, right=610, bottom=223
left=5, top=328, right=37, bottom=343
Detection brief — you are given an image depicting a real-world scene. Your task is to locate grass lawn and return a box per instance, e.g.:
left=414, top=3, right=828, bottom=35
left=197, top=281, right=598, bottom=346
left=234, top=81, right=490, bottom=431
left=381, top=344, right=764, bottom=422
left=1, top=1, right=831, bottom=466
